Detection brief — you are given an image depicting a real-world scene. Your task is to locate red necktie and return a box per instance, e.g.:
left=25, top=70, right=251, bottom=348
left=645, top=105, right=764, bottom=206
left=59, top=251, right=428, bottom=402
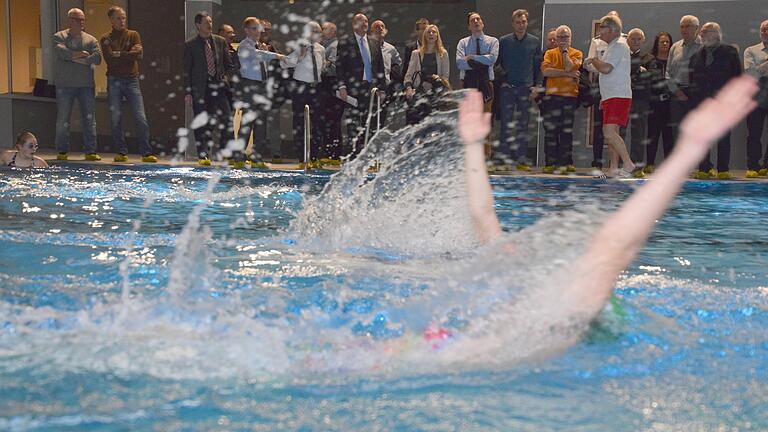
left=205, top=39, right=216, bottom=77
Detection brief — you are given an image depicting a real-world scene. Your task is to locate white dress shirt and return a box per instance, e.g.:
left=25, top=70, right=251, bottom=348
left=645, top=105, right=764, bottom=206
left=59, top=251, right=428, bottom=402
left=456, top=33, right=499, bottom=80
left=237, top=37, right=279, bottom=81
left=284, top=42, right=325, bottom=84
left=380, top=41, right=402, bottom=83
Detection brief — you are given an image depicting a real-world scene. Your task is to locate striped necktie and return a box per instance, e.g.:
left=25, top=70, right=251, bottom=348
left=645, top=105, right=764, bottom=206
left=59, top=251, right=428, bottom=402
left=205, top=38, right=216, bottom=77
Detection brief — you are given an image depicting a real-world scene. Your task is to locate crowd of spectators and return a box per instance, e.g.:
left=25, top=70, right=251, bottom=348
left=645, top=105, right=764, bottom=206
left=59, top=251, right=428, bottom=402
left=14, top=6, right=768, bottom=179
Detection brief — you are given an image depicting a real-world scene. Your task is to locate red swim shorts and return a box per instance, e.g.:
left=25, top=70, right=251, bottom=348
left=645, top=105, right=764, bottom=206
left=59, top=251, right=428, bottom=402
left=601, top=97, right=632, bottom=127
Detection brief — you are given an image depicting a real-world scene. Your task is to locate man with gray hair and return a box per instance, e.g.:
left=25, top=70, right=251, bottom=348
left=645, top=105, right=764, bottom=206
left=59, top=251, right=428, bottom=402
left=689, top=21, right=742, bottom=179
left=743, top=19, right=768, bottom=178
left=585, top=15, right=640, bottom=178
left=667, top=15, right=702, bottom=140
left=627, top=28, right=654, bottom=165
left=53, top=8, right=103, bottom=161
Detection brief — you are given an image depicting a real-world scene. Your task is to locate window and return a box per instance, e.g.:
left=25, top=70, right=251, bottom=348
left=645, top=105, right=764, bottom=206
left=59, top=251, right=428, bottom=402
left=9, top=0, right=41, bottom=93
left=0, top=0, right=9, bottom=94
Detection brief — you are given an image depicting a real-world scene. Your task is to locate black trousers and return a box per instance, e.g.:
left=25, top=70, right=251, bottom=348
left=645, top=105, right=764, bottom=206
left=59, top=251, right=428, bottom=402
left=646, top=99, right=674, bottom=165
left=699, top=132, right=731, bottom=172
left=319, top=79, right=345, bottom=159
left=746, top=106, right=768, bottom=170
left=291, top=81, right=322, bottom=163
left=192, top=80, right=232, bottom=159
left=629, top=100, right=650, bottom=164
left=342, top=82, right=380, bottom=158
left=235, top=78, right=270, bottom=162
left=542, top=95, right=577, bottom=166
left=591, top=102, right=605, bottom=167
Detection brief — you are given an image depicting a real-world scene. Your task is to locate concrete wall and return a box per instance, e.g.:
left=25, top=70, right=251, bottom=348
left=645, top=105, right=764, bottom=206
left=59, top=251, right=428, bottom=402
left=543, top=0, right=768, bottom=169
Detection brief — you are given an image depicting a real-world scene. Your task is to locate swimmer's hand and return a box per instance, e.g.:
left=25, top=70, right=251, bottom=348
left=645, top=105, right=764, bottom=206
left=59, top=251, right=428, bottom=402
left=458, top=90, right=491, bottom=147
left=679, top=75, right=758, bottom=154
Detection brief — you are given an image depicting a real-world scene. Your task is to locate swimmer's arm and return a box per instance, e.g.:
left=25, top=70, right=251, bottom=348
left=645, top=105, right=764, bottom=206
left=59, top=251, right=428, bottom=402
left=459, top=90, right=503, bottom=244
left=464, top=136, right=503, bottom=244
left=568, top=76, right=759, bottom=316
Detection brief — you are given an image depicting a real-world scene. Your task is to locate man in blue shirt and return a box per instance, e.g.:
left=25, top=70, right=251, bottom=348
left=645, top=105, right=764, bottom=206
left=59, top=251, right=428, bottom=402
left=495, top=9, right=543, bottom=170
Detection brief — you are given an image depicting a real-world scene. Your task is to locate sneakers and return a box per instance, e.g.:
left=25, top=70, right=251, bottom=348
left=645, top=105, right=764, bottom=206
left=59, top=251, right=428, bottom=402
left=141, top=155, right=158, bottom=163
left=693, top=170, right=712, bottom=180
left=249, top=160, right=268, bottom=169
left=84, top=153, right=101, bottom=161
left=642, top=164, right=655, bottom=175
left=566, top=165, right=576, bottom=173
left=271, top=157, right=284, bottom=164
left=542, top=165, right=555, bottom=174
left=113, top=154, right=129, bottom=163
left=57, top=152, right=68, bottom=161
left=320, top=158, right=341, bottom=166
left=707, top=168, right=718, bottom=178
left=716, top=171, right=733, bottom=180
left=516, top=163, right=531, bottom=171
left=759, top=168, right=768, bottom=177
left=198, top=158, right=211, bottom=166
left=746, top=170, right=759, bottom=179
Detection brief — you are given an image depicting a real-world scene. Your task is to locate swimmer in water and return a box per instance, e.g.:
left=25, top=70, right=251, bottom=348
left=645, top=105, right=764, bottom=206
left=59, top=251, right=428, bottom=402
left=458, top=75, right=759, bottom=321
left=1, top=132, right=49, bottom=168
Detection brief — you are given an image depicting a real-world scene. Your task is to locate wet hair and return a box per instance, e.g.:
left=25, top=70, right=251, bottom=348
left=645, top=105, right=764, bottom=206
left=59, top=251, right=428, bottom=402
left=651, top=31, right=673, bottom=57
left=15, top=132, right=35, bottom=148
left=107, top=6, right=124, bottom=18
left=194, top=11, right=209, bottom=25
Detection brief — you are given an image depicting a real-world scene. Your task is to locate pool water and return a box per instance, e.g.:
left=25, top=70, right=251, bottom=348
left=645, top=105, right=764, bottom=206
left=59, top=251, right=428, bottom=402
left=1, top=164, right=767, bottom=431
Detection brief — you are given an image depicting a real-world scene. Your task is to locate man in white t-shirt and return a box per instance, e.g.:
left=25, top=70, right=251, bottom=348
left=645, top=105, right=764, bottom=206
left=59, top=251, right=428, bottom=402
left=585, top=15, right=640, bottom=178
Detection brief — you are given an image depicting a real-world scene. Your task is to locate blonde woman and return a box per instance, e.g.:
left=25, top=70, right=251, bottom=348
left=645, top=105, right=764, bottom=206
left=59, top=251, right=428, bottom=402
left=404, top=25, right=451, bottom=124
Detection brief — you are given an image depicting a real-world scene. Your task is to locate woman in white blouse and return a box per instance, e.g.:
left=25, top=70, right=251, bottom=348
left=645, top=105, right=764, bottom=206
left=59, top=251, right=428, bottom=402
left=404, top=25, right=451, bottom=124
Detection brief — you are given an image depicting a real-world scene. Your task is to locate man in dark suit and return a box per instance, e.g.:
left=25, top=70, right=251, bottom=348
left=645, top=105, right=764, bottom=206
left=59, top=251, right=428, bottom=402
left=689, top=22, right=742, bottom=178
left=335, top=13, right=386, bottom=157
left=183, top=11, right=235, bottom=165
left=403, top=18, right=429, bottom=76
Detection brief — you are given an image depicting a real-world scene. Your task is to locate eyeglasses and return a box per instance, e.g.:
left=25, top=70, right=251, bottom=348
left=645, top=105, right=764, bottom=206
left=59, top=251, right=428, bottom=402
left=556, top=35, right=570, bottom=39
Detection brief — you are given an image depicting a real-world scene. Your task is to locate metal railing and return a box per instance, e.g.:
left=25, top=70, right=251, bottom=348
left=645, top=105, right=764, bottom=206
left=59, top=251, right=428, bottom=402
left=304, top=104, right=311, bottom=173
left=364, top=87, right=382, bottom=171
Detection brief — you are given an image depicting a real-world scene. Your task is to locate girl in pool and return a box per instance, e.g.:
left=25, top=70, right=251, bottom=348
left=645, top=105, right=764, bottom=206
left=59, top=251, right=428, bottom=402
left=458, top=75, right=758, bottom=323
left=1, top=132, right=49, bottom=168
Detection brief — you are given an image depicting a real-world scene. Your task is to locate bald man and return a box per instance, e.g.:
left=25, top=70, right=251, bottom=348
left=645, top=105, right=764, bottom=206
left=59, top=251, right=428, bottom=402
left=53, top=8, right=103, bottom=161
left=335, top=13, right=386, bottom=158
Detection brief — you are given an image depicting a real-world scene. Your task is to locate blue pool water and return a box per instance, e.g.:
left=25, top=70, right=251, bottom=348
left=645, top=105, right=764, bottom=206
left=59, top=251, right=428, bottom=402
left=1, top=164, right=767, bottom=430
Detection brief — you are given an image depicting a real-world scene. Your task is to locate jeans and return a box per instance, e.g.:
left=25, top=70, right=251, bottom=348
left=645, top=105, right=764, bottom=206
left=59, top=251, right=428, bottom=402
left=498, top=84, right=533, bottom=164
left=108, top=76, right=152, bottom=156
left=646, top=99, right=674, bottom=165
left=746, top=106, right=768, bottom=170
left=191, top=80, right=233, bottom=159
left=542, top=95, right=577, bottom=166
left=55, top=87, right=97, bottom=154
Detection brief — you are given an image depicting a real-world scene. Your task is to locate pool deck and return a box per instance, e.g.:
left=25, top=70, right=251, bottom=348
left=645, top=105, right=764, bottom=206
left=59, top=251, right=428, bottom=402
left=37, top=151, right=768, bottom=181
